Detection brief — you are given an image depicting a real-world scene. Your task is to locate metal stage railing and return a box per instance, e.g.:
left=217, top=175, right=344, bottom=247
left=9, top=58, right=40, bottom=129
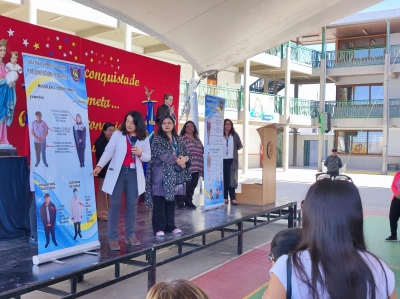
left=2, top=201, right=297, bottom=299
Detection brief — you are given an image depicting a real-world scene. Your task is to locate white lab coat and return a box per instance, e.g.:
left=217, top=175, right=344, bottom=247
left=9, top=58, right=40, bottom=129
left=97, top=131, right=151, bottom=195
left=70, top=195, right=83, bottom=223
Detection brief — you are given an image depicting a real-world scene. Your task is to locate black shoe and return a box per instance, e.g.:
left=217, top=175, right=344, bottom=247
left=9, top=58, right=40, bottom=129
left=176, top=205, right=185, bottom=210
left=44, top=163, right=48, bottom=167
left=186, top=204, right=197, bottom=209
left=73, top=235, right=77, bottom=240
left=54, top=241, right=58, bottom=246
left=35, top=163, right=39, bottom=167
left=78, top=232, right=82, bottom=238
left=385, top=235, right=398, bottom=242
left=45, top=242, right=49, bottom=248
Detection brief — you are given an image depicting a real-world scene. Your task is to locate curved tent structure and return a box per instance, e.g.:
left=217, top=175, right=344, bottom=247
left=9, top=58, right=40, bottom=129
left=74, top=0, right=381, bottom=75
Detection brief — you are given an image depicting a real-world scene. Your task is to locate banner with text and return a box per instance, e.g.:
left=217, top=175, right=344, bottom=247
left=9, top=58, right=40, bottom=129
left=203, top=94, right=225, bottom=211
left=23, top=54, right=99, bottom=263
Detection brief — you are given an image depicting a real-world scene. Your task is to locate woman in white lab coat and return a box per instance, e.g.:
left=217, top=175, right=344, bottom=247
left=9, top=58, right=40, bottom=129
left=91, top=111, right=151, bottom=251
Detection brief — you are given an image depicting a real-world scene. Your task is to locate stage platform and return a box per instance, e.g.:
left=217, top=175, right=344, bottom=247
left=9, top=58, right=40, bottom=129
left=0, top=200, right=297, bottom=299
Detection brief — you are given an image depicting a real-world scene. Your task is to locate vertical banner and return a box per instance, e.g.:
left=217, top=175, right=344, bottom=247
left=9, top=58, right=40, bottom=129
left=23, top=54, right=100, bottom=265
left=203, top=94, right=225, bottom=211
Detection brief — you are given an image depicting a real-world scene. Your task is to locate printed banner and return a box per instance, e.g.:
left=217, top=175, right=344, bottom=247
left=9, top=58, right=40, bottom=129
left=203, top=94, right=225, bottom=211
left=249, top=93, right=279, bottom=122
left=23, top=54, right=99, bottom=259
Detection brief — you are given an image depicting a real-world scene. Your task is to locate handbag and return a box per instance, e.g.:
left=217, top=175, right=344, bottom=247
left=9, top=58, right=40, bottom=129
left=175, top=182, right=186, bottom=196
left=286, top=255, right=292, bottom=299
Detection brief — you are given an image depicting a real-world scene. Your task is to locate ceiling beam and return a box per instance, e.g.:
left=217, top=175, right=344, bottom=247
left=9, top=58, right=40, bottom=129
left=76, top=26, right=115, bottom=38
left=327, top=76, right=339, bottom=82
left=1, top=3, right=24, bottom=16
left=144, top=44, right=171, bottom=54
left=239, top=65, right=278, bottom=73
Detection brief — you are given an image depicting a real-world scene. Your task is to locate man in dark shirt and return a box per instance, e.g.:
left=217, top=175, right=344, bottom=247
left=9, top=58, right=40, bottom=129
left=324, top=148, right=342, bottom=177
left=156, top=93, right=176, bottom=125
left=39, top=193, right=58, bottom=248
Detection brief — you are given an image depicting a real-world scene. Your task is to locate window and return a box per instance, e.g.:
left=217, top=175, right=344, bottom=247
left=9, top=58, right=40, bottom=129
left=336, top=85, right=383, bottom=102
left=336, top=131, right=382, bottom=155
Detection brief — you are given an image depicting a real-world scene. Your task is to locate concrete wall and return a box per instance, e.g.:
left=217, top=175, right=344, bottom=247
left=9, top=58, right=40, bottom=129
left=390, top=33, right=400, bottom=45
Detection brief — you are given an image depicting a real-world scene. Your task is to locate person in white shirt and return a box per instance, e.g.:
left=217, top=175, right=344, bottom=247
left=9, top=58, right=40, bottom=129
left=264, top=178, right=396, bottom=299
left=5, top=51, right=22, bottom=87
left=70, top=188, right=85, bottom=240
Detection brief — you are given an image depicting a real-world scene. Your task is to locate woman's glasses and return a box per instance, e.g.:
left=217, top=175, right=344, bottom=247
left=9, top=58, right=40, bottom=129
left=267, top=253, right=275, bottom=263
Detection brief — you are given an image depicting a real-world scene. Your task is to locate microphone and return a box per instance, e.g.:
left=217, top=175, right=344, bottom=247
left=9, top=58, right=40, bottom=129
left=130, top=136, right=137, bottom=158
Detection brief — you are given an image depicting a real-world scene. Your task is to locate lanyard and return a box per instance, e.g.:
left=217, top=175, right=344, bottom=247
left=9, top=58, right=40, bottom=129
left=126, top=135, right=136, bottom=164
left=225, top=136, right=229, bottom=156
left=171, top=137, right=178, bottom=156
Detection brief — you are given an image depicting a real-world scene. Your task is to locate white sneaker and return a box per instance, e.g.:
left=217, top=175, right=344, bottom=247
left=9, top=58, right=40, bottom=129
left=156, top=231, right=165, bottom=236
left=172, top=228, right=182, bottom=234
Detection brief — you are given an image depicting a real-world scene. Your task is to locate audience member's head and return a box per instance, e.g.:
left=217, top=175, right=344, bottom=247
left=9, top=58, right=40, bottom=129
left=146, top=279, right=210, bottom=299
left=269, top=228, right=301, bottom=265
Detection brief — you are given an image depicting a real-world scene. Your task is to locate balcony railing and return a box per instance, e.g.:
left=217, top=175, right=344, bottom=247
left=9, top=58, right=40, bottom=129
left=264, top=42, right=319, bottom=67
left=290, top=97, right=320, bottom=117
left=322, top=99, right=400, bottom=118
left=179, top=81, right=241, bottom=110
left=265, top=43, right=400, bottom=68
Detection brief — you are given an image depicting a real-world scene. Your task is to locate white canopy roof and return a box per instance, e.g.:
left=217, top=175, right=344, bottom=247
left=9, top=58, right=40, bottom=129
left=75, top=0, right=381, bottom=75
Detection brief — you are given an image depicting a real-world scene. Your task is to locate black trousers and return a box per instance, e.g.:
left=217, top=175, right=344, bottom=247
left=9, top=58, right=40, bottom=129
left=74, top=222, right=81, bottom=238
left=389, top=197, right=400, bottom=237
left=44, top=225, right=57, bottom=245
left=223, top=159, right=236, bottom=200
left=152, top=196, right=176, bottom=234
left=176, top=172, right=200, bottom=207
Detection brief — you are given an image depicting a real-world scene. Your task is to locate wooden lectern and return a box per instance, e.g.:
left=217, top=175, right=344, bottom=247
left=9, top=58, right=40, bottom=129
left=236, top=124, right=281, bottom=205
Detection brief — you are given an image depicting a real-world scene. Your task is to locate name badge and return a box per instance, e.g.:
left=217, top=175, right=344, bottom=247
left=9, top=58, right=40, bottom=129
left=130, top=163, right=136, bottom=169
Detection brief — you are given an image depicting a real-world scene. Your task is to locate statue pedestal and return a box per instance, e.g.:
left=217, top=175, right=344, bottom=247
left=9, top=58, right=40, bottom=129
left=236, top=124, right=282, bottom=206
left=0, top=146, right=17, bottom=156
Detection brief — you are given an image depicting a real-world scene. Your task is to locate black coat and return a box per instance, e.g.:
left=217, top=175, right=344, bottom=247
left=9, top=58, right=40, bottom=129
left=156, top=103, right=176, bottom=124
left=95, top=134, right=110, bottom=178
left=40, top=202, right=57, bottom=227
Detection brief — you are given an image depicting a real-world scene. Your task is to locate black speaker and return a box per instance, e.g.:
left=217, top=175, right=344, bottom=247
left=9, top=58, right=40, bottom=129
left=324, top=112, right=331, bottom=133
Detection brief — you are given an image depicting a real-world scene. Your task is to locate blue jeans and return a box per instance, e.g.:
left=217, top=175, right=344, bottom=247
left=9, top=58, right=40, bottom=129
left=108, top=167, right=138, bottom=242
left=34, top=141, right=47, bottom=166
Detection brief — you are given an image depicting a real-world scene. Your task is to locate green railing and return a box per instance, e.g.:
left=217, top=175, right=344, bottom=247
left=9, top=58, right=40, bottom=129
left=390, top=99, right=400, bottom=117
left=179, top=81, right=241, bottom=110
left=326, top=46, right=386, bottom=68
left=265, top=42, right=319, bottom=67
left=265, top=43, right=400, bottom=68
left=290, top=97, right=319, bottom=117
left=390, top=45, right=400, bottom=64
left=324, top=100, right=384, bottom=118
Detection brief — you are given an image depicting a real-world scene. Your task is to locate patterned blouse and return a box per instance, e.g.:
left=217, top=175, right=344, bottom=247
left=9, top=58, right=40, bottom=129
left=181, top=135, right=204, bottom=174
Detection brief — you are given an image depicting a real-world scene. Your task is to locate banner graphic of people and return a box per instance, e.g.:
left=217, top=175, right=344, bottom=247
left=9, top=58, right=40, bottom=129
left=203, top=94, right=225, bottom=211
left=249, top=93, right=279, bottom=122
left=23, top=53, right=99, bottom=264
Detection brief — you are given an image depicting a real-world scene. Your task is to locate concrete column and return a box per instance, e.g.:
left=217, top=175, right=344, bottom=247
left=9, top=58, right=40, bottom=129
left=273, top=80, right=278, bottom=94
left=283, top=46, right=291, bottom=171
left=292, top=83, right=299, bottom=166
left=243, top=59, right=250, bottom=174
left=28, top=0, right=37, bottom=25
left=318, top=27, right=327, bottom=171
left=382, top=21, right=390, bottom=174
left=124, top=23, right=132, bottom=52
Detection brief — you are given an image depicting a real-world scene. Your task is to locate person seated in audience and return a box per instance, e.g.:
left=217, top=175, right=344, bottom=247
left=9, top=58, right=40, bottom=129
left=268, top=228, right=302, bottom=266
left=263, top=178, right=396, bottom=299
left=146, top=279, right=210, bottom=299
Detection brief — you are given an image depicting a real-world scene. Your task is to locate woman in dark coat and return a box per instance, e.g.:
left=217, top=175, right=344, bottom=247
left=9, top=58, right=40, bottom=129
left=94, top=122, right=115, bottom=221
left=73, top=114, right=87, bottom=167
left=145, top=115, right=191, bottom=236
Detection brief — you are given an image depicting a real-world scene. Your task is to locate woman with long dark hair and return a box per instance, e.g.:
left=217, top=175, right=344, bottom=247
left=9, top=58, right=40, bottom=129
left=94, top=122, right=115, bottom=221
left=264, top=179, right=396, bottom=299
left=145, top=115, right=191, bottom=236
left=177, top=121, right=203, bottom=209
left=91, top=111, right=150, bottom=250
left=223, top=119, right=242, bottom=205
left=73, top=114, right=87, bottom=167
